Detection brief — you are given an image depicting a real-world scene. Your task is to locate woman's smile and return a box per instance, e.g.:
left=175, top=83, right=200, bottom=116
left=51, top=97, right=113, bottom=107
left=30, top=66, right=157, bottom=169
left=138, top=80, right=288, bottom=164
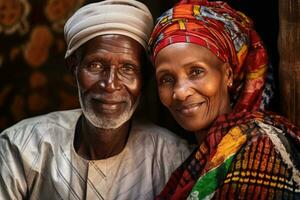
left=174, top=102, right=205, bottom=116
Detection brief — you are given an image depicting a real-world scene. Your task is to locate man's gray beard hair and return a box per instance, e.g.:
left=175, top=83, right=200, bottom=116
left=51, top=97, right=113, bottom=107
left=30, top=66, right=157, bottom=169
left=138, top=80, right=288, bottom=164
left=77, top=84, right=139, bottom=129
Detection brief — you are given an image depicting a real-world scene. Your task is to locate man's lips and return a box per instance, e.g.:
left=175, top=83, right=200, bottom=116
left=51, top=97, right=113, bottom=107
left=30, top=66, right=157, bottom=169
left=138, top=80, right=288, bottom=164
left=93, top=98, right=124, bottom=104
left=92, top=98, right=126, bottom=113
left=174, top=102, right=205, bottom=115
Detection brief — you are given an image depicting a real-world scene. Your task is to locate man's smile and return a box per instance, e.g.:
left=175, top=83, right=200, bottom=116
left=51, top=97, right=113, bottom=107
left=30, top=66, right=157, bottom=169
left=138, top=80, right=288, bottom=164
left=92, top=98, right=126, bottom=114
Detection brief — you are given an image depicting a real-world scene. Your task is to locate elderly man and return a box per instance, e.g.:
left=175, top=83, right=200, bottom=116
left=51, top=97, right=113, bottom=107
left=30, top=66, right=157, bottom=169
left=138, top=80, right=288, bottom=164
left=0, top=0, right=190, bottom=199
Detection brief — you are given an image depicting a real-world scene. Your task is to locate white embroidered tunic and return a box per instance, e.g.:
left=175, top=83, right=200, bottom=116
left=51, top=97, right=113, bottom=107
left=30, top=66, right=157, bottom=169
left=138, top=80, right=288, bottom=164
left=0, top=109, right=191, bottom=200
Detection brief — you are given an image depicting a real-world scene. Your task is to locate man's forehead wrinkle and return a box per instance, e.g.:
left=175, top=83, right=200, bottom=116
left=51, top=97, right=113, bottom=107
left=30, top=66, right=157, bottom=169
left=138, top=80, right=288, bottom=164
left=86, top=45, right=136, bottom=57
left=82, top=36, right=142, bottom=58
left=98, top=42, right=135, bottom=54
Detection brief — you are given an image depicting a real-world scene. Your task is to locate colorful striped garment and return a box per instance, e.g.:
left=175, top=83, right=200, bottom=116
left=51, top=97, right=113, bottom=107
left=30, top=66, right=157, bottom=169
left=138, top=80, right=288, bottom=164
left=156, top=111, right=300, bottom=199
left=149, top=0, right=300, bottom=199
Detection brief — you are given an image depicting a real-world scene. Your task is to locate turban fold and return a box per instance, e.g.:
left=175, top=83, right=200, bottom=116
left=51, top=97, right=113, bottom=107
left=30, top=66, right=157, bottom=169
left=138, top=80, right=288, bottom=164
left=149, top=0, right=273, bottom=112
left=64, top=0, right=153, bottom=58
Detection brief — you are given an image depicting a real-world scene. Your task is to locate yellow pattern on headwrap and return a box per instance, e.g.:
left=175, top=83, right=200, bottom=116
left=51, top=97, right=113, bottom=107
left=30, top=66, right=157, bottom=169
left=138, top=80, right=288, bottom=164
left=247, top=65, right=267, bottom=79
left=178, top=20, right=186, bottom=30
left=193, top=5, right=201, bottom=16
left=237, top=44, right=248, bottom=67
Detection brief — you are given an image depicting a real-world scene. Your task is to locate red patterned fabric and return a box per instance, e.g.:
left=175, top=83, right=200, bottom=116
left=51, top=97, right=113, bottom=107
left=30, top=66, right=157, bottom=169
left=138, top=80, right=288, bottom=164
left=149, top=0, right=272, bottom=112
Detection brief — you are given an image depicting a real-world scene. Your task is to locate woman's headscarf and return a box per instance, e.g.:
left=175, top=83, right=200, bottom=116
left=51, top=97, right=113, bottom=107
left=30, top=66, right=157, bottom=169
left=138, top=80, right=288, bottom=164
left=149, top=0, right=273, bottom=112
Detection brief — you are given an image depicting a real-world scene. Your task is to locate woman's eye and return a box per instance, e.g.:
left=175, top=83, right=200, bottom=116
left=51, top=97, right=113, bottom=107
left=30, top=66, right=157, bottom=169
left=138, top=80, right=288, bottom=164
left=159, top=75, right=174, bottom=85
left=190, top=67, right=204, bottom=77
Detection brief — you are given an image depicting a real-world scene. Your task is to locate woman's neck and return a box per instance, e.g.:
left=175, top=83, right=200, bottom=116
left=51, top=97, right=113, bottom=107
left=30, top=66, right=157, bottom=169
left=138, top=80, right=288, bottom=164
left=194, top=105, right=232, bottom=145
left=194, top=128, right=210, bottom=145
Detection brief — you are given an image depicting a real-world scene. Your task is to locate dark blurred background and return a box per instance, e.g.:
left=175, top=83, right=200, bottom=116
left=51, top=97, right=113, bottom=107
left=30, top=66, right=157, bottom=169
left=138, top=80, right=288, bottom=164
left=0, top=0, right=281, bottom=139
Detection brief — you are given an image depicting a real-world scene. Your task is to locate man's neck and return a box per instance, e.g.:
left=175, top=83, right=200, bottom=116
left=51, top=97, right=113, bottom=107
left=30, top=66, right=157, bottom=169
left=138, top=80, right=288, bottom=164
left=74, top=115, right=131, bottom=160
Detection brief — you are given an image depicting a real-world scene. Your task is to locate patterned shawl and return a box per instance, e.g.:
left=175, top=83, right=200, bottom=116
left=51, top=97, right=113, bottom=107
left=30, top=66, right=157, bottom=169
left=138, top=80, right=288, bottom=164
left=156, top=111, right=300, bottom=199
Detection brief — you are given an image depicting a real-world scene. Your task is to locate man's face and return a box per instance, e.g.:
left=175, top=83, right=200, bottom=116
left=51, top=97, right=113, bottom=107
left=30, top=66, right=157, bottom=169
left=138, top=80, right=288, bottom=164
left=75, top=35, right=144, bottom=129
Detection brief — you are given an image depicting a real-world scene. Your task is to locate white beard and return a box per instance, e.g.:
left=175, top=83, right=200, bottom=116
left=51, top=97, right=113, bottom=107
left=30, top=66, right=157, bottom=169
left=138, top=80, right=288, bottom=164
left=77, top=80, right=139, bottom=129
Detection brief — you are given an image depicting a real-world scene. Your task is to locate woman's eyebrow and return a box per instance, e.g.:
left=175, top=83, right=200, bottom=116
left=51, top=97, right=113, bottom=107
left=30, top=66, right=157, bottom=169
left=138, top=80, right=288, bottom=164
left=156, top=66, right=171, bottom=75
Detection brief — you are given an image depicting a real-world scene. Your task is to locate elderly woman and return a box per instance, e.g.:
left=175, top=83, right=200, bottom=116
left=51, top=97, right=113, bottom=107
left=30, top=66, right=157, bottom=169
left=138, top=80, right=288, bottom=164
left=149, top=0, right=300, bottom=199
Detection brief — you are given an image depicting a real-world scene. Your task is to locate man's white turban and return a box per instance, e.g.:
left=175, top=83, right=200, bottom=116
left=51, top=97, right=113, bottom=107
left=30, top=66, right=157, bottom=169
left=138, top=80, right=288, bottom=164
left=64, top=0, right=153, bottom=58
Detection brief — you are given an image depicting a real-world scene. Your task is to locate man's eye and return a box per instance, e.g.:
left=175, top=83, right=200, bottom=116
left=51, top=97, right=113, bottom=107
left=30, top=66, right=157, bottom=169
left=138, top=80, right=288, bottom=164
left=86, top=62, right=104, bottom=71
left=120, top=64, right=136, bottom=74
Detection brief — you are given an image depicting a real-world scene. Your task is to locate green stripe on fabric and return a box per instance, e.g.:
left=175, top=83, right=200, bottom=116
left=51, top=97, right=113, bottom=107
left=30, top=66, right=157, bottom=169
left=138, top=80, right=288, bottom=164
left=188, top=155, right=234, bottom=200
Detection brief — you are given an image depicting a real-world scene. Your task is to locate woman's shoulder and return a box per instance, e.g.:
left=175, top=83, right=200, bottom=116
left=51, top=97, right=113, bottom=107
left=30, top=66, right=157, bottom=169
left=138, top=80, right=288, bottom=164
left=220, top=110, right=299, bottom=170
left=219, top=110, right=299, bottom=142
left=225, top=110, right=299, bottom=162
left=226, top=112, right=300, bottom=191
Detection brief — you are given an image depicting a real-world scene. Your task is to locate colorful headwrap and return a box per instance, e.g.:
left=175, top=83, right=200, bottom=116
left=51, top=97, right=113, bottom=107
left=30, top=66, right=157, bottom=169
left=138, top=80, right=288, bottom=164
left=149, top=0, right=273, bottom=112
left=64, top=0, right=153, bottom=58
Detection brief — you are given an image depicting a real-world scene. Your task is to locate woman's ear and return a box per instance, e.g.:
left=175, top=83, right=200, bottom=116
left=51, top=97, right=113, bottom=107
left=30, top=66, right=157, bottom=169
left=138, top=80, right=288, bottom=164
left=225, top=63, right=233, bottom=88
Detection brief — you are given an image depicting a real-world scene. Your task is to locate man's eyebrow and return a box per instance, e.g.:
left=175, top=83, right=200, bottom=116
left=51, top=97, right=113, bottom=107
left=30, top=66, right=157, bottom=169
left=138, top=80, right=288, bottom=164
left=82, top=54, right=106, bottom=61
left=122, top=58, right=140, bottom=65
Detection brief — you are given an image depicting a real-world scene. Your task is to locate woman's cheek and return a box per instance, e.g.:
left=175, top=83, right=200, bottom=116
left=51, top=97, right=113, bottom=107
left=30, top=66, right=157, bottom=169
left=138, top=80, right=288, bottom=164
left=195, top=78, right=220, bottom=97
left=158, top=88, right=173, bottom=107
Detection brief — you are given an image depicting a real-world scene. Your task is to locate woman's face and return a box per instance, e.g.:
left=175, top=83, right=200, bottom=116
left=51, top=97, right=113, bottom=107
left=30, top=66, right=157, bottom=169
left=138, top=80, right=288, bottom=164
left=155, top=43, right=232, bottom=132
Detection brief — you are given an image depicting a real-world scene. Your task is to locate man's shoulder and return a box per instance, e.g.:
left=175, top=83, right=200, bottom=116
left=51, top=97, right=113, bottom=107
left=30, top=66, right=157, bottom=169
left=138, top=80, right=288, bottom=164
left=131, top=119, right=188, bottom=146
left=130, top=120, right=191, bottom=178
left=133, top=120, right=176, bottom=139
left=0, top=109, right=81, bottom=143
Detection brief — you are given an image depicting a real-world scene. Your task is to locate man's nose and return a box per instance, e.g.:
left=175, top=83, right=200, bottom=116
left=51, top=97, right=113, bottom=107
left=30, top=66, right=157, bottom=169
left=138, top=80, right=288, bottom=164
left=100, top=66, right=121, bottom=92
left=172, top=79, right=194, bottom=101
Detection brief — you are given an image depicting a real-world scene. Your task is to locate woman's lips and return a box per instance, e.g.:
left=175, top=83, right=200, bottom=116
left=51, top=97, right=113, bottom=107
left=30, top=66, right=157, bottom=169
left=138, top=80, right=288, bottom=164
left=175, top=102, right=204, bottom=115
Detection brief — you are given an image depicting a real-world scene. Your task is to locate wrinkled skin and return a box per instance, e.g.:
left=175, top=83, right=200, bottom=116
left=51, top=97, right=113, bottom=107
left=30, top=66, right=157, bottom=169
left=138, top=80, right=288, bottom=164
left=155, top=43, right=233, bottom=143
left=70, top=35, right=145, bottom=159
left=75, top=35, right=143, bottom=129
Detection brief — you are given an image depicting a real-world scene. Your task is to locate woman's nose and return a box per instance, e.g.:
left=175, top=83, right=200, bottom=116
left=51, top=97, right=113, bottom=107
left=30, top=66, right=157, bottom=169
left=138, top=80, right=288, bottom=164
left=172, top=80, right=193, bottom=101
left=100, top=66, right=121, bottom=92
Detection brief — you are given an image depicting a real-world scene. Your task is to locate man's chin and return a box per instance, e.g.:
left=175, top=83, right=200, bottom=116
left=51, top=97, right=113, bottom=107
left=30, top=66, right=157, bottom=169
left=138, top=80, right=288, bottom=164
left=81, top=96, right=140, bottom=130
left=92, top=120, right=125, bottom=130
left=83, top=110, right=132, bottom=129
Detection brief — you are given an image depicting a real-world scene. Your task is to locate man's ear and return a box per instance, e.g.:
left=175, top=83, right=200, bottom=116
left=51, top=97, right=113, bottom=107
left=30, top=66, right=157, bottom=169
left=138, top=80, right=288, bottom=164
left=65, top=55, right=78, bottom=76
